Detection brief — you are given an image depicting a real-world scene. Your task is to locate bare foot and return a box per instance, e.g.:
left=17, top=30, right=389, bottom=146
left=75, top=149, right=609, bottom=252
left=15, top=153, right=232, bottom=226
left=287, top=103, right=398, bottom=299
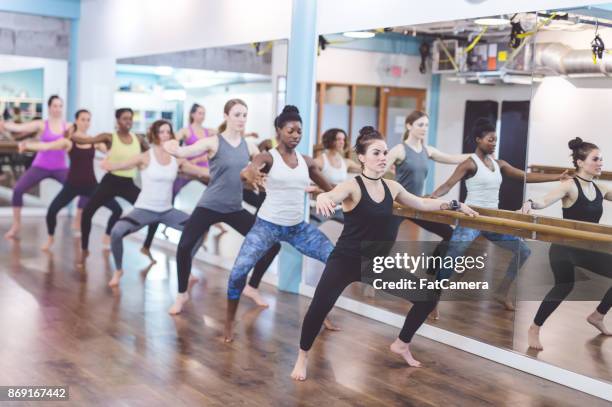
left=429, top=305, right=440, bottom=320
left=4, top=224, right=20, bottom=240
left=528, top=324, right=544, bottom=350
left=290, top=350, right=308, bottom=381
left=140, top=246, right=157, bottom=264
left=494, top=293, right=515, bottom=311
left=102, top=234, right=111, bottom=249
left=108, top=270, right=123, bottom=287
left=41, top=236, right=54, bottom=251
left=323, top=317, right=341, bottom=331
left=242, top=285, right=269, bottom=307
left=587, top=311, right=611, bottom=335
left=168, top=292, right=189, bottom=315
left=224, top=319, right=234, bottom=343
left=77, top=249, right=89, bottom=268
left=188, top=273, right=200, bottom=288
left=390, top=338, right=422, bottom=367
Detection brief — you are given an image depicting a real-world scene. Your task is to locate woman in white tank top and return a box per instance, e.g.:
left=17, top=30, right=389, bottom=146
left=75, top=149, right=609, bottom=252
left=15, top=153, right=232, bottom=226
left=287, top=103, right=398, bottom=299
left=224, top=105, right=338, bottom=342
left=430, top=120, right=567, bottom=310
left=314, top=128, right=361, bottom=186
left=100, top=120, right=208, bottom=288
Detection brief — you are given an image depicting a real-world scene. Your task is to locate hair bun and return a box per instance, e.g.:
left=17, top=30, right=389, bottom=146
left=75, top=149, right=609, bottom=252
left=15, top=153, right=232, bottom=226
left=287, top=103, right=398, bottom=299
left=359, top=126, right=376, bottom=136
left=568, top=137, right=583, bottom=150
left=282, top=105, right=299, bottom=114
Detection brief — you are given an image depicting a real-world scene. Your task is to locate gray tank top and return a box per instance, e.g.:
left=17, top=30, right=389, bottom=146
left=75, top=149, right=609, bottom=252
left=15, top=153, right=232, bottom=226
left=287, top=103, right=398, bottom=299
left=395, top=143, right=429, bottom=196
left=197, top=135, right=250, bottom=213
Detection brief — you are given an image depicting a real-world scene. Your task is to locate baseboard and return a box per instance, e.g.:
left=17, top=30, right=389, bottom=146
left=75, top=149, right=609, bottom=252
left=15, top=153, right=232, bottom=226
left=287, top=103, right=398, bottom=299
left=298, top=283, right=612, bottom=401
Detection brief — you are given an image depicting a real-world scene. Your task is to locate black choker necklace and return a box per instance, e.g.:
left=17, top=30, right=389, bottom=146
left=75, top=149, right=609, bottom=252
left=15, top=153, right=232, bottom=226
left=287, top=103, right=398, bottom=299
left=361, top=172, right=382, bottom=181
left=575, top=174, right=594, bottom=183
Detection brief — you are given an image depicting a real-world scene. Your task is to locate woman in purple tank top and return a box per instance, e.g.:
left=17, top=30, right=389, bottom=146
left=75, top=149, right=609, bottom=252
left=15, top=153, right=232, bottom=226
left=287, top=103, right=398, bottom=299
left=0, top=95, right=73, bottom=240
left=172, top=103, right=216, bottom=196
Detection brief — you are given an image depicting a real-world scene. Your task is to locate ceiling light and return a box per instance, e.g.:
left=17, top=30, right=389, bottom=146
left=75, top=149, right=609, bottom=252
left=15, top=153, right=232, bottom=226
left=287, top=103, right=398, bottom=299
left=342, top=31, right=375, bottom=39
left=474, top=17, right=511, bottom=26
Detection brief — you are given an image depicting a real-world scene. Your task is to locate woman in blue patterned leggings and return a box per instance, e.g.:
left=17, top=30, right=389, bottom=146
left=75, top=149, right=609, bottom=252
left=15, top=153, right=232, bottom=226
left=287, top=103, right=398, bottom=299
left=224, top=105, right=334, bottom=342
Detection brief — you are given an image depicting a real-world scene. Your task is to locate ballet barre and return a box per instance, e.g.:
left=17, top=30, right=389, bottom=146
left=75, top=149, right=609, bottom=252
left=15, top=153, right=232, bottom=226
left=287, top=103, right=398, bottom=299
left=529, top=165, right=612, bottom=181
left=394, top=204, right=612, bottom=250
left=0, top=141, right=19, bottom=153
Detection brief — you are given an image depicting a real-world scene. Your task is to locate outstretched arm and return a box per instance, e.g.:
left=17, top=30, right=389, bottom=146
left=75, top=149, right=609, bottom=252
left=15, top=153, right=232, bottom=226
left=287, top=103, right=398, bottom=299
left=19, top=138, right=70, bottom=152
left=426, top=145, right=471, bottom=164
left=499, top=160, right=569, bottom=183
left=72, top=132, right=112, bottom=145
left=315, top=179, right=355, bottom=217
left=240, top=151, right=273, bottom=192
left=389, top=179, right=478, bottom=216
left=304, top=155, right=333, bottom=192
left=521, top=181, right=572, bottom=213
left=0, top=119, right=45, bottom=136
left=164, top=135, right=216, bottom=158
left=179, top=160, right=210, bottom=185
left=100, top=151, right=146, bottom=172
left=430, top=159, right=475, bottom=198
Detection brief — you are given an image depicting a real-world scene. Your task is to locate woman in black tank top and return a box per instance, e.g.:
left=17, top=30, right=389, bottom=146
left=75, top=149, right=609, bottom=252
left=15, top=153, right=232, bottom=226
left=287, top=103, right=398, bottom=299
left=291, top=126, right=478, bottom=381
left=521, top=138, right=612, bottom=350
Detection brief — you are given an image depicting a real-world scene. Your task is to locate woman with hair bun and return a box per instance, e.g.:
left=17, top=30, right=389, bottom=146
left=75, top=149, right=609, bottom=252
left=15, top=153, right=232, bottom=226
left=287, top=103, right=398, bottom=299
left=290, top=126, right=478, bottom=381
left=522, top=137, right=612, bottom=350
left=224, top=105, right=337, bottom=342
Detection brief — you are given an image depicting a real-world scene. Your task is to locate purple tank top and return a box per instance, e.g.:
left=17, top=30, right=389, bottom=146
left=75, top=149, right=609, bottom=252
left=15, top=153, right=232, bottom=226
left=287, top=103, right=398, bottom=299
left=185, top=126, right=210, bottom=168
left=31, top=120, right=68, bottom=170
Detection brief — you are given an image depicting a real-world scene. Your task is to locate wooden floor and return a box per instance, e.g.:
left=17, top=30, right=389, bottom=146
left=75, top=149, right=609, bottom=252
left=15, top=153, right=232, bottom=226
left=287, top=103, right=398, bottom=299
left=0, top=217, right=609, bottom=406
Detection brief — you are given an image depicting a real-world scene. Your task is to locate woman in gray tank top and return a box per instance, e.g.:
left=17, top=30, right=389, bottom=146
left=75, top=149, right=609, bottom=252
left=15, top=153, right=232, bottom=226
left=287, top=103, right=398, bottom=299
left=163, top=99, right=281, bottom=315
left=387, top=111, right=470, bottom=304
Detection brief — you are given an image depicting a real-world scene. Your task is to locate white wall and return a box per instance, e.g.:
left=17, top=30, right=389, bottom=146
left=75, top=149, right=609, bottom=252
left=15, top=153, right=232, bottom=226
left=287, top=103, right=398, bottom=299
left=317, top=47, right=429, bottom=89
left=435, top=78, right=532, bottom=199
left=185, top=82, right=274, bottom=140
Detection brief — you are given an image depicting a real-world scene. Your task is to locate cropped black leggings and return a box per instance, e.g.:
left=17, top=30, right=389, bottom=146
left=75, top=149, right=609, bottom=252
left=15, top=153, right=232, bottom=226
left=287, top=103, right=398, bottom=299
left=533, top=245, right=612, bottom=326
left=403, top=217, right=454, bottom=274
left=81, top=173, right=154, bottom=250
left=47, top=183, right=122, bottom=236
left=300, top=250, right=438, bottom=351
left=176, top=206, right=280, bottom=293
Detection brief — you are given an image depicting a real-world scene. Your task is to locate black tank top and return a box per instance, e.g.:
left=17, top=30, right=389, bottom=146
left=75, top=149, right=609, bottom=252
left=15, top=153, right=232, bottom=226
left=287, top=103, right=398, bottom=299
left=67, top=145, right=97, bottom=188
left=562, top=178, right=603, bottom=223
left=334, top=176, right=399, bottom=257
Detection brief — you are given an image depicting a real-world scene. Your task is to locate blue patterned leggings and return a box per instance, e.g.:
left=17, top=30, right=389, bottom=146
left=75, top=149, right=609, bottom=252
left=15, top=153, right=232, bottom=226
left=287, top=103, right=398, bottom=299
left=227, top=217, right=334, bottom=300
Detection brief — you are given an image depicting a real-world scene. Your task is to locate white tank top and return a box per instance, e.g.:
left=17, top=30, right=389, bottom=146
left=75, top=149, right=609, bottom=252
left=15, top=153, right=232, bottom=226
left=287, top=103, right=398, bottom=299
left=258, top=148, right=310, bottom=226
left=321, top=151, right=347, bottom=185
left=134, top=148, right=178, bottom=212
left=464, top=153, right=502, bottom=209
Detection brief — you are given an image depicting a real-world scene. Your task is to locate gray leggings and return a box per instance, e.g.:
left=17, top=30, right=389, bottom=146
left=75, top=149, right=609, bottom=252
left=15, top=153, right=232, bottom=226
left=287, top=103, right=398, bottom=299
left=110, top=207, right=203, bottom=269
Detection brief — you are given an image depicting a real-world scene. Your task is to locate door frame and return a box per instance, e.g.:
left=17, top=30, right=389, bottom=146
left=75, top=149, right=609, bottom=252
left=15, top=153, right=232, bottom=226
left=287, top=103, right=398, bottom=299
left=377, top=87, right=427, bottom=138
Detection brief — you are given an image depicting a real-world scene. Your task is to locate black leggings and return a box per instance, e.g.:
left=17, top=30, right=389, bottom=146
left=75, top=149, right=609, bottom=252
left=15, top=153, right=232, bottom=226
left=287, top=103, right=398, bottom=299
left=403, top=217, right=453, bottom=274
left=534, top=244, right=612, bottom=326
left=176, top=206, right=280, bottom=293
left=47, top=183, right=122, bottom=236
left=299, top=251, right=438, bottom=351
left=81, top=173, right=153, bottom=250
